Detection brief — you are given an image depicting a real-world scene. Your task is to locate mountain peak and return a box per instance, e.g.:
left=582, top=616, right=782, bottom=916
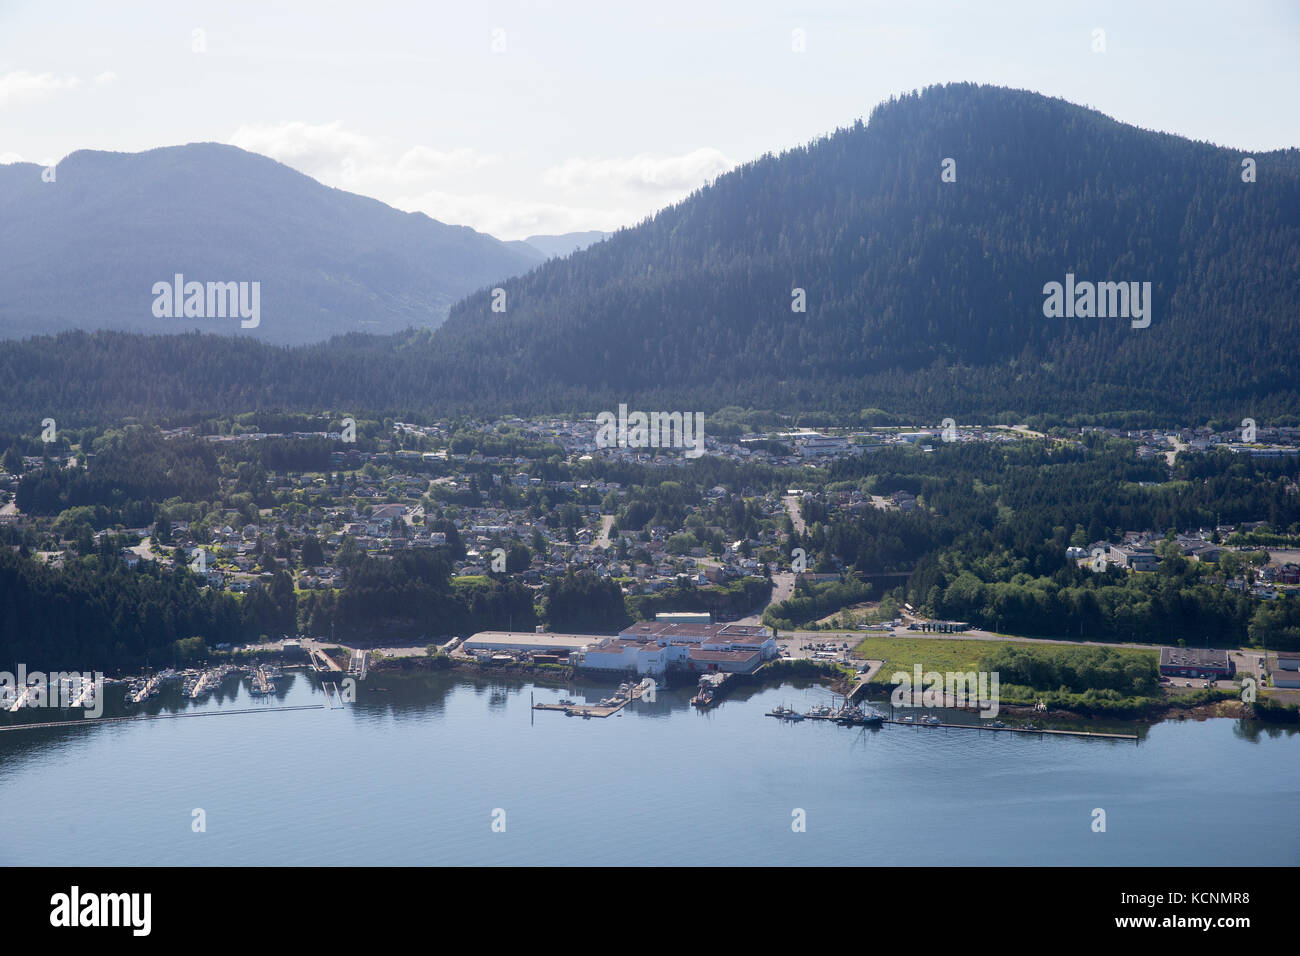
left=0, top=141, right=540, bottom=345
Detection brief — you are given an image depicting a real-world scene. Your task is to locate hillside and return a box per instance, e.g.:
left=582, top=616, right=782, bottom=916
left=0, top=84, right=1297, bottom=424
left=435, top=83, right=1300, bottom=417
left=0, top=144, right=540, bottom=345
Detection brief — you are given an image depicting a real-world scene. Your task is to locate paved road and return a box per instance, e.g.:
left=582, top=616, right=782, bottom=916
left=782, top=495, right=806, bottom=534
left=595, top=514, right=615, bottom=549
left=734, top=570, right=794, bottom=625
left=1165, top=435, right=1187, bottom=467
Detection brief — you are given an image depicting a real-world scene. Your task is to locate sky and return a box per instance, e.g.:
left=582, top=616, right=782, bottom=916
left=1, top=1, right=1297, bottom=240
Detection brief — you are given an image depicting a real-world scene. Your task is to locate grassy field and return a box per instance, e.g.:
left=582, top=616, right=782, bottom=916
left=852, top=635, right=1157, bottom=684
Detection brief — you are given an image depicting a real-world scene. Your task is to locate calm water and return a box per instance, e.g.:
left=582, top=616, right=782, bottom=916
left=1, top=671, right=1297, bottom=866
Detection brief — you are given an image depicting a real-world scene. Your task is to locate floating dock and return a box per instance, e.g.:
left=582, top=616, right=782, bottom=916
left=8, top=685, right=33, bottom=712
left=130, top=670, right=175, bottom=705
left=881, top=717, right=1138, bottom=740
left=533, top=679, right=655, bottom=718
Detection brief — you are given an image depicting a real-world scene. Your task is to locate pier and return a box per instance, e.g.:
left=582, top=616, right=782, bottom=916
left=131, top=669, right=175, bottom=705
left=881, top=718, right=1138, bottom=740
left=347, top=650, right=368, bottom=681
left=188, top=665, right=232, bottom=699
left=8, top=685, right=33, bottom=712
left=533, top=679, right=655, bottom=718
left=70, top=678, right=96, bottom=709
left=845, top=674, right=873, bottom=701
left=309, top=646, right=345, bottom=677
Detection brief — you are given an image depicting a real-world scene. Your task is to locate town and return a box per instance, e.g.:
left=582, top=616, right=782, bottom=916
left=1, top=412, right=1297, bottom=724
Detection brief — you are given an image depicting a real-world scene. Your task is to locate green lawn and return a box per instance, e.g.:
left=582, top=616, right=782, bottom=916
left=852, top=635, right=1157, bottom=684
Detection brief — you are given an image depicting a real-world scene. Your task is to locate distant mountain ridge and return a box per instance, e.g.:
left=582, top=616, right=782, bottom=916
left=0, top=143, right=541, bottom=344
left=0, top=84, right=1297, bottom=425
left=434, top=82, right=1300, bottom=415
left=522, top=231, right=611, bottom=258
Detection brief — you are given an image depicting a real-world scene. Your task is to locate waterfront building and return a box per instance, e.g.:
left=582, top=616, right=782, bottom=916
left=1158, top=647, right=1235, bottom=680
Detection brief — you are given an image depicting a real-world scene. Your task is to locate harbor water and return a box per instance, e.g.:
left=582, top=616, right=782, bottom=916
left=1, top=671, right=1296, bottom=866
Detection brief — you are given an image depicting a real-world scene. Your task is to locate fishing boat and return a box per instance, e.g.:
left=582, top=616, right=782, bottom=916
left=922, top=715, right=942, bottom=726
left=836, top=704, right=884, bottom=726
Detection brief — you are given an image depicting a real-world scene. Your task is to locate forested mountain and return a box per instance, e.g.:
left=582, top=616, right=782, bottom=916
left=437, top=82, right=1300, bottom=417
left=0, top=84, right=1296, bottom=424
left=0, top=144, right=540, bottom=345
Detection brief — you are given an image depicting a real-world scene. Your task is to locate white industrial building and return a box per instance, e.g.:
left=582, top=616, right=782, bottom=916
left=579, top=621, right=776, bottom=676
left=462, top=621, right=777, bottom=677
left=462, top=631, right=599, bottom=656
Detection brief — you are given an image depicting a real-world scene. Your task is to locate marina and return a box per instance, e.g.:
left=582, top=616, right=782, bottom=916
left=767, top=701, right=1139, bottom=741
left=0, top=671, right=1289, bottom=867
left=185, top=665, right=238, bottom=699
left=532, top=678, right=656, bottom=718
left=129, top=669, right=177, bottom=705
left=766, top=700, right=886, bottom=726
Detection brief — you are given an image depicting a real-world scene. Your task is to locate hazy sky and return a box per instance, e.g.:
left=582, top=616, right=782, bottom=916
left=2, top=1, right=1297, bottom=239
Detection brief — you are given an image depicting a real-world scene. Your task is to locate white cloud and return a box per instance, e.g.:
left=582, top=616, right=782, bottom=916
left=93, top=71, right=118, bottom=86
left=0, top=151, right=26, bottom=164
left=390, top=186, right=631, bottom=241
left=540, top=148, right=735, bottom=193
left=228, top=120, right=499, bottom=192
left=226, top=120, right=732, bottom=240
left=229, top=120, right=377, bottom=177
left=0, top=71, right=82, bottom=108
